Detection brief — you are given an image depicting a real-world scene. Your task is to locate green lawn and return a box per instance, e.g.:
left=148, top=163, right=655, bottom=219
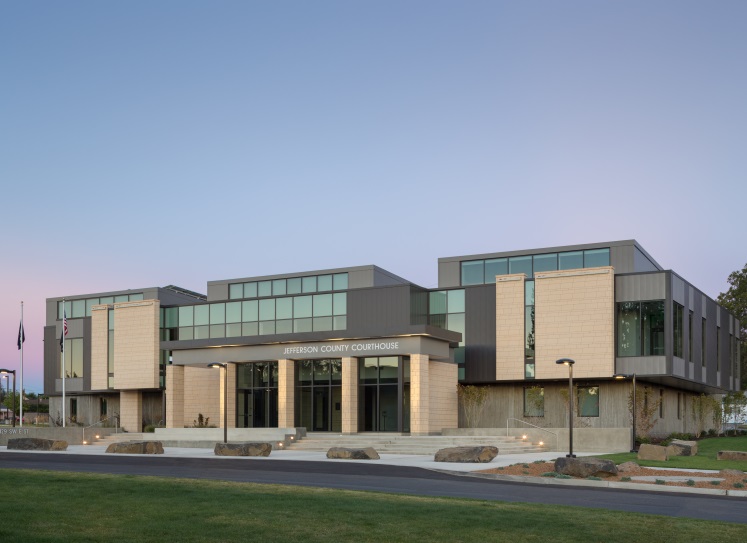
left=0, top=470, right=746, bottom=542
left=598, top=435, right=747, bottom=470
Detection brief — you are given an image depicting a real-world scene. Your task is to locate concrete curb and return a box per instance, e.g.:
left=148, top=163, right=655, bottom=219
left=434, top=469, right=747, bottom=497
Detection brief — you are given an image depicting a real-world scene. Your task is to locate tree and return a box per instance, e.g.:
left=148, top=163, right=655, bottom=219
left=717, top=262, right=747, bottom=390
left=691, top=393, right=720, bottom=438
left=627, top=385, right=662, bottom=439
left=456, top=384, right=488, bottom=428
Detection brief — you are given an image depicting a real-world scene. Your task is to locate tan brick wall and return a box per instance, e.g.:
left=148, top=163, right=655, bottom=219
left=410, top=354, right=429, bottom=434
left=166, top=365, right=184, bottom=428
left=535, top=267, right=615, bottom=379
left=183, top=366, right=220, bottom=427
left=495, top=274, right=526, bottom=380
left=112, top=300, right=160, bottom=390
left=427, top=360, right=458, bottom=432
left=277, top=359, right=295, bottom=427
left=342, top=357, right=358, bottom=434
left=120, top=390, right=142, bottom=432
left=90, top=305, right=109, bottom=390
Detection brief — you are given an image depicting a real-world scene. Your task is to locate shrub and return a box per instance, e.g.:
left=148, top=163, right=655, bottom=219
left=521, top=463, right=529, bottom=468
left=587, top=476, right=602, bottom=481
left=733, top=483, right=744, bottom=489
left=541, top=472, right=558, bottom=477
left=143, top=424, right=156, bottom=433
left=686, top=480, right=695, bottom=486
left=556, top=474, right=572, bottom=479
left=621, top=476, right=631, bottom=482
left=710, top=480, right=721, bottom=486
left=655, top=480, right=666, bottom=485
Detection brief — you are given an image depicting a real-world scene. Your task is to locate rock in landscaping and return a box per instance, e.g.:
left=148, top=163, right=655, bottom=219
left=105, top=441, right=164, bottom=454
left=554, top=457, right=618, bottom=478
left=637, top=444, right=667, bottom=461
left=717, top=451, right=747, bottom=461
left=214, top=442, right=272, bottom=457
left=666, top=440, right=698, bottom=457
left=434, top=446, right=499, bottom=463
left=616, top=461, right=640, bottom=473
left=326, top=447, right=380, bottom=460
left=719, top=469, right=745, bottom=477
left=7, top=438, right=68, bottom=451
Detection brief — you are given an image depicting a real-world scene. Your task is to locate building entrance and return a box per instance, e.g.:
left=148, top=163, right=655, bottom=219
left=237, top=362, right=278, bottom=428
left=295, top=359, right=342, bottom=432
left=359, top=356, right=410, bottom=432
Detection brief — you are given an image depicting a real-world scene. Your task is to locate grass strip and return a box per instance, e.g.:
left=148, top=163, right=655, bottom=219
left=0, top=469, right=745, bottom=542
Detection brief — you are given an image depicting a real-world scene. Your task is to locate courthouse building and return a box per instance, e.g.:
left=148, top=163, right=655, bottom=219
left=43, top=240, right=741, bottom=442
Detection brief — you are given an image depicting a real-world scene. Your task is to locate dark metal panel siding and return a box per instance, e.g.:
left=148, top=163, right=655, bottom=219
left=346, top=285, right=412, bottom=336
left=610, top=244, right=634, bottom=274
left=615, top=273, right=666, bottom=302
left=438, top=261, right=460, bottom=289
left=705, top=299, right=717, bottom=385
left=43, top=325, right=58, bottom=395
left=464, top=285, right=496, bottom=382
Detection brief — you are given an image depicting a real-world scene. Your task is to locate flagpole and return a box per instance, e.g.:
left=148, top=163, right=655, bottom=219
left=20, top=301, right=23, bottom=427
left=62, top=299, right=66, bottom=428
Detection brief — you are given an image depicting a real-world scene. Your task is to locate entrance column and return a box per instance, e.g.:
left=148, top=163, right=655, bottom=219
left=342, top=357, right=358, bottom=434
left=410, top=354, right=429, bottom=435
left=166, top=365, right=184, bottom=429
left=120, top=390, right=143, bottom=432
left=278, top=359, right=295, bottom=428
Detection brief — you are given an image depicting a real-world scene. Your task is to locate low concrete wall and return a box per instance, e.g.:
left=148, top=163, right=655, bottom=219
left=0, top=427, right=118, bottom=446
left=442, top=427, right=630, bottom=453
left=153, top=427, right=303, bottom=449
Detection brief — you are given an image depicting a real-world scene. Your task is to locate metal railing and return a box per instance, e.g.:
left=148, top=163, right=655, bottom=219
left=82, top=413, right=119, bottom=444
left=506, top=418, right=558, bottom=451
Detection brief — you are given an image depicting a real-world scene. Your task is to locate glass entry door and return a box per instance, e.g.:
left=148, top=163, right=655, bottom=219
left=359, top=356, right=410, bottom=432
left=237, top=362, right=278, bottom=428
left=296, top=359, right=342, bottom=432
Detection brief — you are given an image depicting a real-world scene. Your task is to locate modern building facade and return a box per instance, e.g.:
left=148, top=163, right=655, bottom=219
left=44, top=240, right=741, bottom=442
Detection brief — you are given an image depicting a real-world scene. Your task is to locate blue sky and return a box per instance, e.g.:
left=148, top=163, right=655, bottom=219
left=1, top=1, right=745, bottom=393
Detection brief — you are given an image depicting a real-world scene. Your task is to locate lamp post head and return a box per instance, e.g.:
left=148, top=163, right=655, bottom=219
left=207, top=363, right=226, bottom=369
left=0, top=369, right=16, bottom=375
left=556, top=358, right=575, bottom=366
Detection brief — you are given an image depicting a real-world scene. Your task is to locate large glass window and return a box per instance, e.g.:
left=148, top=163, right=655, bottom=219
left=532, top=253, right=557, bottom=275
left=461, top=261, right=484, bottom=285
left=58, top=293, right=144, bottom=320
left=359, top=357, right=410, bottom=432
left=62, top=338, right=84, bottom=378
left=295, top=359, right=342, bottom=432
left=673, top=302, right=684, bottom=358
left=237, top=362, right=278, bottom=428
left=584, top=248, right=610, bottom=268
left=428, top=289, right=465, bottom=379
left=558, top=251, right=583, bottom=270
left=509, top=256, right=532, bottom=277
left=617, top=301, right=665, bottom=356
left=484, top=258, right=507, bottom=281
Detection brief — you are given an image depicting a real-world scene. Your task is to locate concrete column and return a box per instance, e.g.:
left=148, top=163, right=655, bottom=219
left=166, top=365, right=185, bottom=429
left=278, top=359, right=295, bottom=428
left=410, top=354, right=429, bottom=435
left=120, top=390, right=143, bottom=432
left=342, top=356, right=359, bottom=434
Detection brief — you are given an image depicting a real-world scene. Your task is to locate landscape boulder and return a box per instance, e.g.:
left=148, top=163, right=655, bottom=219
left=666, top=440, right=698, bottom=457
left=616, top=461, right=640, bottom=473
left=7, top=438, right=68, bottom=451
left=105, top=441, right=164, bottom=454
left=214, top=442, right=272, bottom=457
left=637, top=444, right=667, bottom=461
left=554, top=457, right=618, bottom=478
left=718, top=451, right=747, bottom=461
left=434, top=446, right=499, bottom=463
left=326, top=447, right=380, bottom=460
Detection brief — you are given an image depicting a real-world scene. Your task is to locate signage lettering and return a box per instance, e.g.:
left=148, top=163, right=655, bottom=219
left=283, top=341, right=399, bottom=356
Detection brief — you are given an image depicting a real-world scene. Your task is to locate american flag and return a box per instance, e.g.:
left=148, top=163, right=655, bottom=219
left=60, top=309, right=68, bottom=352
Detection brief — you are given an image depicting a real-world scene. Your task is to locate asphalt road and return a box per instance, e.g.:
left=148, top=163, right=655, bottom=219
left=2, top=451, right=746, bottom=524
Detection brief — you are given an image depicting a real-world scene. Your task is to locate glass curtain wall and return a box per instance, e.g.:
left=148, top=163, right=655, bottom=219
left=237, top=362, right=278, bottom=428
left=295, top=359, right=342, bottom=432
left=359, top=357, right=410, bottom=432
left=617, top=301, right=665, bottom=356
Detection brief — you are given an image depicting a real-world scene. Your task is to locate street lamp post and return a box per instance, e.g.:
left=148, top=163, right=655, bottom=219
left=613, top=373, right=637, bottom=453
left=207, top=363, right=228, bottom=443
left=556, top=358, right=576, bottom=458
left=0, top=369, right=17, bottom=427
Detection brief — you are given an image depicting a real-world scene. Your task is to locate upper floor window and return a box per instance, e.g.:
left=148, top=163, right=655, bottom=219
left=460, top=248, right=609, bottom=286
left=229, top=273, right=348, bottom=299
left=58, top=293, right=144, bottom=319
left=617, top=301, right=665, bottom=357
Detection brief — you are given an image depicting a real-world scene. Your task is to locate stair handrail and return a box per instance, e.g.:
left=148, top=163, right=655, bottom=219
left=82, top=414, right=119, bottom=444
left=506, top=418, right=558, bottom=451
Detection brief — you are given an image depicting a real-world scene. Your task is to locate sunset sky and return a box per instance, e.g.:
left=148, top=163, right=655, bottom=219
left=1, top=1, right=745, bottom=393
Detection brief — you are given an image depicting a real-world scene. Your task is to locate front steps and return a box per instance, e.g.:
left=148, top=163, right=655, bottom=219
left=287, top=432, right=548, bottom=455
